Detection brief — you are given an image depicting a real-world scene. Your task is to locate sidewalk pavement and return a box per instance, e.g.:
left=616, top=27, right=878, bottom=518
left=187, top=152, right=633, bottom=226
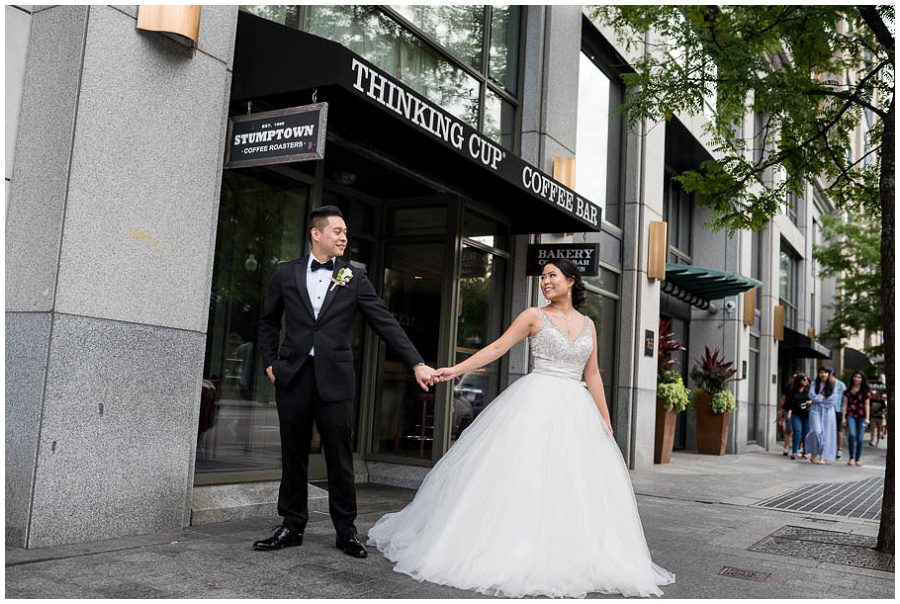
left=6, top=442, right=895, bottom=599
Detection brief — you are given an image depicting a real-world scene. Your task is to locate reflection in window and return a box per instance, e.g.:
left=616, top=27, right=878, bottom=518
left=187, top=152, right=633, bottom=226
left=241, top=5, right=520, bottom=147
left=576, top=53, right=610, bottom=211
left=453, top=245, right=507, bottom=442
left=372, top=242, right=444, bottom=458
left=483, top=88, right=516, bottom=149
left=580, top=288, right=618, bottom=422
left=300, top=6, right=481, bottom=127
left=576, top=51, right=623, bottom=226
left=663, top=174, right=693, bottom=264
left=390, top=5, right=484, bottom=70
left=489, top=5, right=520, bottom=93
left=198, top=169, right=309, bottom=480
left=463, top=209, right=509, bottom=250
left=779, top=246, right=799, bottom=330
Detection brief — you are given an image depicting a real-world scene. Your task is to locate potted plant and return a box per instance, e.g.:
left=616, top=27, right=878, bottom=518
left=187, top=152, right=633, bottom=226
left=655, top=319, right=690, bottom=464
left=690, top=346, right=738, bottom=455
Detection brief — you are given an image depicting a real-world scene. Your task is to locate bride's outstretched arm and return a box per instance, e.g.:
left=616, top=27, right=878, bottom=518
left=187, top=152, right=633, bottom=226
left=435, top=308, right=540, bottom=381
left=583, top=322, right=613, bottom=434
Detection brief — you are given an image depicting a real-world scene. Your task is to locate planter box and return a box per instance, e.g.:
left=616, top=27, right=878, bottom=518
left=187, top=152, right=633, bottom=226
left=654, top=397, right=677, bottom=464
left=695, top=392, right=729, bottom=455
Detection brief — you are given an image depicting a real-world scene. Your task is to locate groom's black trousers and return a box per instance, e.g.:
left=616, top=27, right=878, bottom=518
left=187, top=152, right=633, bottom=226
left=275, top=356, right=357, bottom=537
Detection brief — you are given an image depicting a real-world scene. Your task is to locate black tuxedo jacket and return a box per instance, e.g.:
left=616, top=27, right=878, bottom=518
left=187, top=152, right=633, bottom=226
left=259, top=254, right=424, bottom=402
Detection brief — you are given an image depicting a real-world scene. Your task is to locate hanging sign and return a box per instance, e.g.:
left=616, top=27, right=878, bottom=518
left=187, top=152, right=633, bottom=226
left=225, top=103, right=328, bottom=168
left=526, top=244, right=600, bottom=276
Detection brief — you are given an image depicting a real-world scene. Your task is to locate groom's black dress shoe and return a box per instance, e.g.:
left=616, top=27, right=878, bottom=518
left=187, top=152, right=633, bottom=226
left=336, top=532, right=368, bottom=558
left=253, top=525, right=303, bottom=551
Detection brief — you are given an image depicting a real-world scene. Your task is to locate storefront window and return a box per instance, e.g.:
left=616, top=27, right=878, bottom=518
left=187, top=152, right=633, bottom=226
left=483, top=88, right=516, bottom=148
left=779, top=245, right=799, bottom=330
left=299, top=5, right=481, bottom=128
left=576, top=50, right=624, bottom=226
left=390, top=5, right=484, bottom=70
left=452, top=242, right=508, bottom=442
left=663, top=174, right=694, bottom=265
left=489, top=5, right=520, bottom=93
left=582, top=275, right=619, bottom=421
left=197, top=168, right=309, bottom=481
left=241, top=5, right=520, bottom=147
left=748, top=333, right=761, bottom=442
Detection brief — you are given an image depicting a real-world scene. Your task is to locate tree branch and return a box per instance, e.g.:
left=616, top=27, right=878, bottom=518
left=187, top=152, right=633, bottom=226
left=803, top=87, right=888, bottom=118
left=859, top=6, right=895, bottom=61
left=823, top=134, right=864, bottom=190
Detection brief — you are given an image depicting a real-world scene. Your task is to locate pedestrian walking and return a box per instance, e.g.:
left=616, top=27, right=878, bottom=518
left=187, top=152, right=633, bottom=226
left=784, top=373, right=812, bottom=459
left=805, top=367, right=840, bottom=464
left=832, top=373, right=847, bottom=459
left=842, top=371, right=870, bottom=466
left=869, top=387, right=887, bottom=447
left=780, top=371, right=799, bottom=456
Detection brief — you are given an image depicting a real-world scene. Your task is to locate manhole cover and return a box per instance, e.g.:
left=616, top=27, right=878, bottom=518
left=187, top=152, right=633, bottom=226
left=718, top=566, right=771, bottom=582
left=748, top=525, right=893, bottom=572
left=755, top=477, right=883, bottom=520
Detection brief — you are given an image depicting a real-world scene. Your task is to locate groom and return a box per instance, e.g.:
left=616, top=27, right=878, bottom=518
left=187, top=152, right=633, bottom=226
left=254, top=205, right=437, bottom=557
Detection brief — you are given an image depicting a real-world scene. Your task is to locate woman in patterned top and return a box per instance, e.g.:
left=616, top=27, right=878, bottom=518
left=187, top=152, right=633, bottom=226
left=842, top=371, right=871, bottom=466
left=784, top=373, right=812, bottom=459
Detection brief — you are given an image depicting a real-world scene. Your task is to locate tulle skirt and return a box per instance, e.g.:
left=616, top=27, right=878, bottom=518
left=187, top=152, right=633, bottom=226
left=367, top=372, right=675, bottom=598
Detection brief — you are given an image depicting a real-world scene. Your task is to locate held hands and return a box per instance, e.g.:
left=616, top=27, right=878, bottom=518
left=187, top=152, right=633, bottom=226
left=412, top=365, right=462, bottom=391
left=413, top=364, right=439, bottom=392
left=433, top=366, right=461, bottom=383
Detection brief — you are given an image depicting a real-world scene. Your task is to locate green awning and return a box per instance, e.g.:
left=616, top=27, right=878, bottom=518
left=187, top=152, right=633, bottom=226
left=662, top=263, right=761, bottom=309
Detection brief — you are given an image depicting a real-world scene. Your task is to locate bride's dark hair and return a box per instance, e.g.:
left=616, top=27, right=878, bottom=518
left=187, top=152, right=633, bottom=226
left=544, top=258, right=586, bottom=309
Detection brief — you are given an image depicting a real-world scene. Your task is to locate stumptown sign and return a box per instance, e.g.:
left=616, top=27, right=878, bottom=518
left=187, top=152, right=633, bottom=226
left=225, top=103, right=328, bottom=168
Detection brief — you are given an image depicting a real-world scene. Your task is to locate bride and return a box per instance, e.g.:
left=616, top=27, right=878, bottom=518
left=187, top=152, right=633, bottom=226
left=366, top=259, right=675, bottom=598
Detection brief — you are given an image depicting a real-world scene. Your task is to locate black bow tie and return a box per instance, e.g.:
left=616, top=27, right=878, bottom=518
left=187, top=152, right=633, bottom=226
left=311, top=259, right=334, bottom=272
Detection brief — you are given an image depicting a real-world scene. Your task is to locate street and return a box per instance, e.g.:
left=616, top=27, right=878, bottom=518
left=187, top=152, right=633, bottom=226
left=6, top=445, right=893, bottom=599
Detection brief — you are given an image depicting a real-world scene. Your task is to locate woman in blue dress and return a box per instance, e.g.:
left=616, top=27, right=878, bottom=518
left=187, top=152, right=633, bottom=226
left=805, top=367, right=840, bottom=464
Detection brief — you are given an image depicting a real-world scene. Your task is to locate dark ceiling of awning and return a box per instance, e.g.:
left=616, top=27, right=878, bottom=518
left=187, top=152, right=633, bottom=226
left=780, top=327, right=832, bottom=360
left=662, top=263, right=761, bottom=308
left=229, top=11, right=599, bottom=235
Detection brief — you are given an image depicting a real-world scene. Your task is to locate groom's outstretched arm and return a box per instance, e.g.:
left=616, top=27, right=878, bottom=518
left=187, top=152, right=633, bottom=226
left=355, top=267, right=425, bottom=370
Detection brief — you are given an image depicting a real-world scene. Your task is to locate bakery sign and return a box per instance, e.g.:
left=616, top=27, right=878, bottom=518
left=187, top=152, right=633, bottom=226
left=225, top=103, right=328, bottom=168
left=526, top=244, right=600, bottom=276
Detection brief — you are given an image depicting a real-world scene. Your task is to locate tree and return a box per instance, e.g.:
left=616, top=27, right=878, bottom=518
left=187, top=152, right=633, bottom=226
left=814, top=209, right=883, bottom=370
left=592, top=5, right=893, bottom=554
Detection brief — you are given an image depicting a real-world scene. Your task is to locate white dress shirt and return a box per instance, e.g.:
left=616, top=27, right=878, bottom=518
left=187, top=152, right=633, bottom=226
left=306, top=254, right=335, bottom=357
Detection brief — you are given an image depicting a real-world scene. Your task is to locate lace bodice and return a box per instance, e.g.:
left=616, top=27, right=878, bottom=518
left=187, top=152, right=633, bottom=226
left=529, top=308, right=593, bottom=381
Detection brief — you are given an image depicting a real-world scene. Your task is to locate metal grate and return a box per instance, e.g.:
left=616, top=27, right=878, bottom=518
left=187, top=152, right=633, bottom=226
left=755, top=477, right=883, bottom=520
left=718, top=566, right=771, bottom=582
left=748, top=525, right=893, bottom=572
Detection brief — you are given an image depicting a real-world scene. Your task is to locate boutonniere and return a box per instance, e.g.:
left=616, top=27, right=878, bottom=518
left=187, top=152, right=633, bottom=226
left=330, top=266, right=353, bottom=291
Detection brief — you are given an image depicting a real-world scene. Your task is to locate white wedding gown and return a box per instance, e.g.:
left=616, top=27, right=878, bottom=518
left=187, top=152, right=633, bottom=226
left=367, top=309, right=675, bottom=598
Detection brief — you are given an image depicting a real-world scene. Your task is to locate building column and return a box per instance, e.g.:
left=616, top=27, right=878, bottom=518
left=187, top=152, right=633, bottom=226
left=6, top=5, right=237, bottom=548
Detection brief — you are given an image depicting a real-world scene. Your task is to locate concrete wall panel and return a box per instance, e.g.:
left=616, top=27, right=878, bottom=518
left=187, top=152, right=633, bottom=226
left=27, top=314, right=205, bottom=548
left=53, top=6, right=232, bottom=333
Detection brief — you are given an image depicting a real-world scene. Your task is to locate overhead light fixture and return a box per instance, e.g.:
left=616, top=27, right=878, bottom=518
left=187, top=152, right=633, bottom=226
left=332, top=171, right=357, bottom=186
left=648, top=221, right=667, bottom=280
left=244, top=254, right=258, bottom=272
left=136, top=5, right=201, bottom=48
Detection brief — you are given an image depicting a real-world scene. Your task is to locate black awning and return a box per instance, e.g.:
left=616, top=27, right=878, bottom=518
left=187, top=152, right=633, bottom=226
left=231, top=12, right=601, bottom=234
left=780, top=327, right=832, bottom=360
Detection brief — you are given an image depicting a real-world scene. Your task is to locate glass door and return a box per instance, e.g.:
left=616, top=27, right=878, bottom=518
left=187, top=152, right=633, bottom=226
left=450, top=209, right=510, bottom=443
left=369, top=203, right=449, bottom=461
